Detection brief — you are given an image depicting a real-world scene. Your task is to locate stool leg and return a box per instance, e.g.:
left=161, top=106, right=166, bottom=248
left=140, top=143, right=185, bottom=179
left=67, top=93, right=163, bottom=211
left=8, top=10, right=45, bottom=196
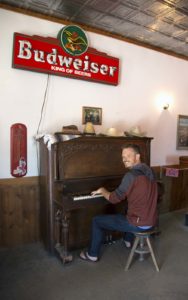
left=139, top=236, right=145, bottom=261
left=125, top=236, right=139, bottom=271
left=146, top=237, right=160, bottom=272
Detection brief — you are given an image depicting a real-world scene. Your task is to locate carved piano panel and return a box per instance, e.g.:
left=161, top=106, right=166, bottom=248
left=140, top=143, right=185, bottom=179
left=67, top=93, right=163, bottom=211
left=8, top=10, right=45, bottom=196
left=39, top=135, right=153, bottom=263
left=56, top=136, right=151, bottom=179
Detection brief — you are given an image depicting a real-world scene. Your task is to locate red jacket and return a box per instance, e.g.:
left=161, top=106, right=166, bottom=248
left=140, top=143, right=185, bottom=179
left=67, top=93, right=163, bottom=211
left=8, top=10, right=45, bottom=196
left=109, top=163, right=158, bottom=227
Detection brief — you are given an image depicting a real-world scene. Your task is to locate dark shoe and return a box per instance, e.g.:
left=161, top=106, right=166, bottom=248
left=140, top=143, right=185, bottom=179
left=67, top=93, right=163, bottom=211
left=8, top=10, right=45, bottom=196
left=79, top=250, right=98, bottom=262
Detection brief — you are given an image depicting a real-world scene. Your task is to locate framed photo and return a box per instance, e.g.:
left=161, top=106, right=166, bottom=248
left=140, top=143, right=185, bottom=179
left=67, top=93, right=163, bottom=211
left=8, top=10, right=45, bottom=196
left=82, top=106, right=102, bottom=125
left=176, top=115, right=188, bottom=149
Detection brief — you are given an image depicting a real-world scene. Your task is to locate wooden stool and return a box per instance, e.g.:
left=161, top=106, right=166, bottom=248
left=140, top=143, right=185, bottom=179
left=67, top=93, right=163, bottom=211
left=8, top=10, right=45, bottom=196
left=125, top=230, right=159, bottom=272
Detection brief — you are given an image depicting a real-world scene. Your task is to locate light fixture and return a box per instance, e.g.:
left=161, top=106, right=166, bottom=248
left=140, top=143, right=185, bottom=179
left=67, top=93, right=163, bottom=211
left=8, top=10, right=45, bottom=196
left=163, top=103, right=169, bottom=110
left=155, top=92, right=173, bottom=111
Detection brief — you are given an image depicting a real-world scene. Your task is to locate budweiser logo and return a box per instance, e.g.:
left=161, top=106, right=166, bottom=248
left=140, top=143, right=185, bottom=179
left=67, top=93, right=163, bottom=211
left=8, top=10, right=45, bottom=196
left=57, top=25, right=89, bottom=56
left=13, top=32, right=119, bottom=85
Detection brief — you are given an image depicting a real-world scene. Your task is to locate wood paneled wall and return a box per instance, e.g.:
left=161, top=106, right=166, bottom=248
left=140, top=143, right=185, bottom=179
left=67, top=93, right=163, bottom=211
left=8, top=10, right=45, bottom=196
left=0, top=166, right=188, bottom=247
left=0, top=177, right=40, bottom=247
left=153, top=165, right=188, bottom=213
left=163, top=166, right=188, bottom=212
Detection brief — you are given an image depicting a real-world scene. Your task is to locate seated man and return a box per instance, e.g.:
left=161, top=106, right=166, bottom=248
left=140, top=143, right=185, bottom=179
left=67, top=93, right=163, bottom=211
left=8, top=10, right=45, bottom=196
left=80, top=144, right=158, bottom=262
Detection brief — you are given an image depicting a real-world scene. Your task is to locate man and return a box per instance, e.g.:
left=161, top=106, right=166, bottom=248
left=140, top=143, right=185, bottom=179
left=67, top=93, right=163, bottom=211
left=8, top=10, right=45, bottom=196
left=80, top=144, right=158, bottom=262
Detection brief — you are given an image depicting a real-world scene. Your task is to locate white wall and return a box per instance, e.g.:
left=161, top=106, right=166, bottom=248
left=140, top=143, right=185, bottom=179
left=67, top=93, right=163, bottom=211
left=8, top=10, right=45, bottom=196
left=0, top=8, right=188, bottom=178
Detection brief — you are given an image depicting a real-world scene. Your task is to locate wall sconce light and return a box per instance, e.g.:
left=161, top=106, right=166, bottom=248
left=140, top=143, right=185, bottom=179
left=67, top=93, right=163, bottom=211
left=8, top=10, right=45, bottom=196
left=155, top=92, right=173, bottom=111
left=163, top=103, right=169, bottom=110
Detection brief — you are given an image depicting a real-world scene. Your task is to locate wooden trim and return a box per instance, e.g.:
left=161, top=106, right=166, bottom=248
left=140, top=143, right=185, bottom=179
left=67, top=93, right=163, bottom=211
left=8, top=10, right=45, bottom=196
left=1, top=4, right=187, bottom=62
left=0, top=176, right=39, bottom=186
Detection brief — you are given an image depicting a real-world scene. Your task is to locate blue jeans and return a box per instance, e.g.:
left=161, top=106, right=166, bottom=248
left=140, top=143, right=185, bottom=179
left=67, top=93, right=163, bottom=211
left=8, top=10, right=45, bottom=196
left=88, top=214, right=150, bottom=257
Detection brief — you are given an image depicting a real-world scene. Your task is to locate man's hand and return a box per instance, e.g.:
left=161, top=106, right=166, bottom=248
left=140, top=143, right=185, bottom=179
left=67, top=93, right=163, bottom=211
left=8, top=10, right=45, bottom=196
left=91, top=187, right=110, bottom=201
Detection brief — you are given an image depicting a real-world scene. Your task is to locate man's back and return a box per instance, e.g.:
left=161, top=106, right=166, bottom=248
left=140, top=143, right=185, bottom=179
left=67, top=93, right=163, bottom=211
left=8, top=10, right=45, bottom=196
left=110, top=163, right=158, bottom=227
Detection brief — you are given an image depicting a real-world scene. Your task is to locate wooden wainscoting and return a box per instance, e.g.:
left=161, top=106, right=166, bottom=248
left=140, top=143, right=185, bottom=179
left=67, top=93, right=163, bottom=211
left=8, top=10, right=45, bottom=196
left=152, top=165, right=188, bottom=213
left=163, top=166, right=188, bottom=211
left=0, top=177, right=40, bottom=247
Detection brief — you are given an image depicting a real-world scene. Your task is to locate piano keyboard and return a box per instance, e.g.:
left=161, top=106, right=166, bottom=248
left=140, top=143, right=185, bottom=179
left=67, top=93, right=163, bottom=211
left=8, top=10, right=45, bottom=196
left=73, top=193, right=103, bottom=201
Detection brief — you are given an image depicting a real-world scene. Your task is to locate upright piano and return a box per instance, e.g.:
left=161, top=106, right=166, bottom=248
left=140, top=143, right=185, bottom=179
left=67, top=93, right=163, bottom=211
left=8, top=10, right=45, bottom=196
left=39, top=135, right=153, bottom=263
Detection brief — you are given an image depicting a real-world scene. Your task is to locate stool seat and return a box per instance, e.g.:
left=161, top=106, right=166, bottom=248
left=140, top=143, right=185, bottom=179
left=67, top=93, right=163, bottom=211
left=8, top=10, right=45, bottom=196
left=125, top=230, right=159, bottom=272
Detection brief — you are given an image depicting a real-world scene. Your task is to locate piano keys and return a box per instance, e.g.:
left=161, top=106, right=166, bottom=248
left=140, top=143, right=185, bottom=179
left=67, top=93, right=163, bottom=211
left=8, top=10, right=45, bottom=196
left=39, top=134, right=153, bottom=263
left=73, top=193, right=103, bottom=201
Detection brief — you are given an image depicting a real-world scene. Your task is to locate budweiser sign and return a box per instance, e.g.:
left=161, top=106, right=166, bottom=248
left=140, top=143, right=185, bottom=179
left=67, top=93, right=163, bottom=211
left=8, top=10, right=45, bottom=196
left=12, top=29, right=119, bottom=85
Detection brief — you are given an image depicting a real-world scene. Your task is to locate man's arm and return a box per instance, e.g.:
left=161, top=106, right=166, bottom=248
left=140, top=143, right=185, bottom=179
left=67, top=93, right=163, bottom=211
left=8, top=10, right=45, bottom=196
left=91, top=172, right=134, bottom=204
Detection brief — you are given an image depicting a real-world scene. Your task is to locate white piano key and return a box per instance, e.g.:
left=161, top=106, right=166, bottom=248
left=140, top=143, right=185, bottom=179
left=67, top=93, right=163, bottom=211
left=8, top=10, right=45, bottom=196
left=73, top=193, right=103, bottom=201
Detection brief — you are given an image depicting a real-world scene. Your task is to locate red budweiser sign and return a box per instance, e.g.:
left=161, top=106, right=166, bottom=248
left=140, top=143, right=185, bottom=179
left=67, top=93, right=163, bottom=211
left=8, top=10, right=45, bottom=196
left=12, top=31, right=119, bottom=85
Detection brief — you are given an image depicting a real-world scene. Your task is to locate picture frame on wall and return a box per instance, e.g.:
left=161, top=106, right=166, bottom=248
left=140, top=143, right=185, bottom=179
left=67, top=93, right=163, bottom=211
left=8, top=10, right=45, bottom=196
left=82, top=106, right=102, bottom=125
left=176, top=115, right=188, bottom=150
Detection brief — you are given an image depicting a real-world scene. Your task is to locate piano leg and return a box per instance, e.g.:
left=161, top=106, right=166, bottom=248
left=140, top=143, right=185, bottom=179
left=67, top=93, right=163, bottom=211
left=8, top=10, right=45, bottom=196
left=61, top=213, right=73, bottom=263
left=54, top=210, right=73, bottom=264
left=55, top=209, right=61, bottom=248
